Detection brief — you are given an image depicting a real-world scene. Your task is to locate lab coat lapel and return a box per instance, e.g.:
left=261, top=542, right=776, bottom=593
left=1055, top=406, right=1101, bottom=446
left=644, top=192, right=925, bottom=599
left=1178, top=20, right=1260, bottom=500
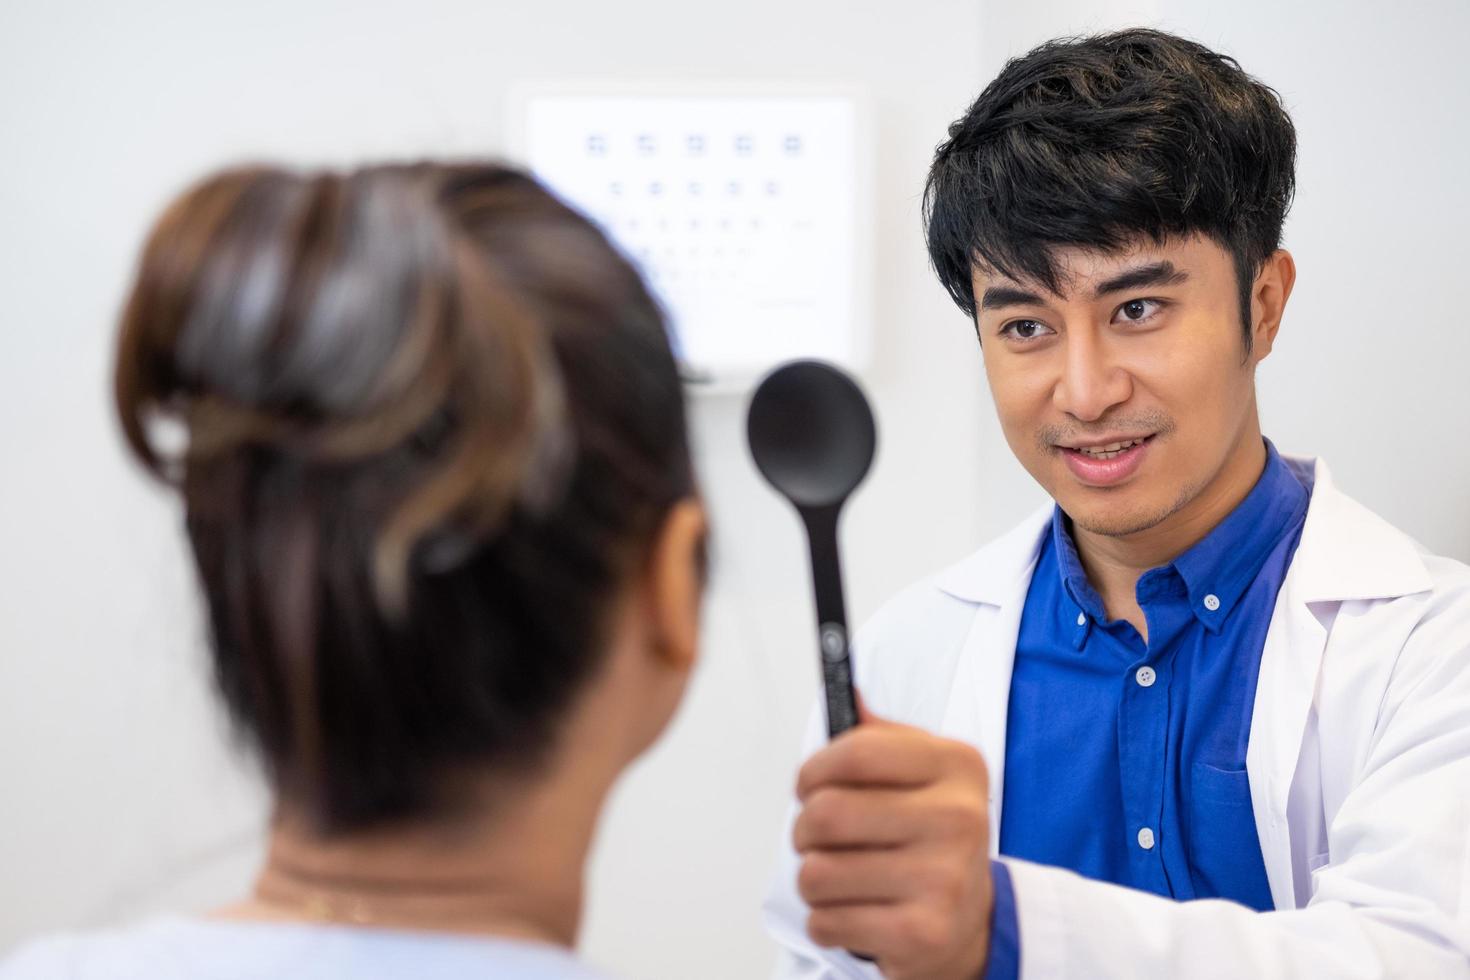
left=1248, top=574, right=1327, bottom=911
left=1246, top=456, right=1435, bottom=910
left=935, top=504, right=1051, bottom=854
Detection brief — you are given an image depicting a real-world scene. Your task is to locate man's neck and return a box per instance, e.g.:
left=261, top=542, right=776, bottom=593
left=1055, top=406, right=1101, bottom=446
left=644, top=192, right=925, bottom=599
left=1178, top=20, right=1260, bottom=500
left=1072, top=430, right=1268, bottom=641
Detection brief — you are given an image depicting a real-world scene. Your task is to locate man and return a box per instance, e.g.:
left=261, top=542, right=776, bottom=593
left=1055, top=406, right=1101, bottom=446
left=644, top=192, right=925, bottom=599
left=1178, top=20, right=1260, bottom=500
left=763, top=28, right=1470, bottom=980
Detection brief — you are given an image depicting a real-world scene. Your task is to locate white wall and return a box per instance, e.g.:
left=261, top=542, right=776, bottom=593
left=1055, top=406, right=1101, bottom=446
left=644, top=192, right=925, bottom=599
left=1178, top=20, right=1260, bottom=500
left=3, top=2, right=1467, bottom=978
left=1165, top=0, right=1470, bottom=559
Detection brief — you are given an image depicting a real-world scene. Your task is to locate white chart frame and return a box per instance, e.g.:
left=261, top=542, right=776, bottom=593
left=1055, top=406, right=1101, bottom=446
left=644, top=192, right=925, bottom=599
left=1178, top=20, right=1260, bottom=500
left=505, top=79, right=875, bottom=392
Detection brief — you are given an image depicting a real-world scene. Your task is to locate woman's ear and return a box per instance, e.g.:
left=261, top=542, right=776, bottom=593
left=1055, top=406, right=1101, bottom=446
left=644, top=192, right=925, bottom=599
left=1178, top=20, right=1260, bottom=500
left=644, top=498, right=708, bottom=672
left=1251, top=248, right=1296, bottom=362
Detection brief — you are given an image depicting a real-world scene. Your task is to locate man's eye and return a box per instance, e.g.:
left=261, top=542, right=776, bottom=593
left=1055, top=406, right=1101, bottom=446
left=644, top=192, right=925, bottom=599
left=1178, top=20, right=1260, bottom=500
left=1000, top=319, right=1053, bottom=341
left=1117, top=298, right=1164, bottom=323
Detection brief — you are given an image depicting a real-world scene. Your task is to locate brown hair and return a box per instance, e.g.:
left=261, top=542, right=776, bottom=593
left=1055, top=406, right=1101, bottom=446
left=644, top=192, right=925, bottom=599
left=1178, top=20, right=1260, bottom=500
left=115, top=162, right=695, bottom=831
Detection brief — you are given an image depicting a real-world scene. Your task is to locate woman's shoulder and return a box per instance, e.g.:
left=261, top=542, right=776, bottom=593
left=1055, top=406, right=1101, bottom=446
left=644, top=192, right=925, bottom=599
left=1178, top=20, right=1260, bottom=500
left=0, top=918, right=192, bottom=980
left=1, top=918, right=618, bottom=979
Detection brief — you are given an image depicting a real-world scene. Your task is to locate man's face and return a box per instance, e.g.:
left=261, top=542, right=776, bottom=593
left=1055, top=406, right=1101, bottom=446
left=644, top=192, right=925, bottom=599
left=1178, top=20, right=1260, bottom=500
left=973, top=234, right=1267, bottom=539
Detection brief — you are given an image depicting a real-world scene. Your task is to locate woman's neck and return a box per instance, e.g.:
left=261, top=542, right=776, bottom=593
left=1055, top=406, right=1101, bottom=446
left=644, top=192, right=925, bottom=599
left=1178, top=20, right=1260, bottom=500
left=215, top=749, right=619, bottom=947
left=211, top=590, right=683, bottom=946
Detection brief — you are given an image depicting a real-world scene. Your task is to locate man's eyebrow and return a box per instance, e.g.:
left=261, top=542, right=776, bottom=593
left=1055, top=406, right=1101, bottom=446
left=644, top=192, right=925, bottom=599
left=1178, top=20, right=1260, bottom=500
left=978, top=285, right=1049, bottom=312
left=1093, top=261, right=1189, bottom=298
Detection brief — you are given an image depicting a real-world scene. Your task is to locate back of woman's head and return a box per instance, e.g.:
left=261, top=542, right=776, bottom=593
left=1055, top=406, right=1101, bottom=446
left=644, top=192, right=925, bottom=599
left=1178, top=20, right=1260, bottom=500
left=115, top=162, right=695, bottom=832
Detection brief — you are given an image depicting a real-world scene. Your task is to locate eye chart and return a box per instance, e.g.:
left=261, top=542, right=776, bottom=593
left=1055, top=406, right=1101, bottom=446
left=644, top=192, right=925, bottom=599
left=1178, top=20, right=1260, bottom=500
left=510, top=85, right=870, bottom=385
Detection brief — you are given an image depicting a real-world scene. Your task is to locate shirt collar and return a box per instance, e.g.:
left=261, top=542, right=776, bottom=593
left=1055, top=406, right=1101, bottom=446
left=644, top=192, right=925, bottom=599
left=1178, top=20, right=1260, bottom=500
left=1051, top=510, right=1108, bottom=634
left=1170, top=439, right=1308, bottom=631
left=934, top=453, right=1431, bottom=612
left=1051, top=439, right=1310, bottom=639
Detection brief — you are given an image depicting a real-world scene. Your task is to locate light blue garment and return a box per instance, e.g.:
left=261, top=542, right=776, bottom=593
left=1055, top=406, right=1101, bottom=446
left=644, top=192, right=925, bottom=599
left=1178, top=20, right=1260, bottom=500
left=0, top=917, right=615, bottom=979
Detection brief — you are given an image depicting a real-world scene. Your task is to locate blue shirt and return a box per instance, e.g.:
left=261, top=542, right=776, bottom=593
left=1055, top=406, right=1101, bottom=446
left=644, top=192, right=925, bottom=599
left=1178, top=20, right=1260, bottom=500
left=984, top=441, right=1310, bottom=979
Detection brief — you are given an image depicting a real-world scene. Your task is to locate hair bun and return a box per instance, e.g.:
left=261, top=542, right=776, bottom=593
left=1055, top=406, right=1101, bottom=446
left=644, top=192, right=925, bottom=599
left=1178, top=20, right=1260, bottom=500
left=116, top=164, right=573, bottom=614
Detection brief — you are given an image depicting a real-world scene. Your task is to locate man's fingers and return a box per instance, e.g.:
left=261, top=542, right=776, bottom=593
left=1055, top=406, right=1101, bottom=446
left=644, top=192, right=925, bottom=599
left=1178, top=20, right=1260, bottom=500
left=796, top=726, right=946, bottom=800
left=792, top=786, right=930, bottom=851
left=805, top=901, right=950, bottom=967
left=797, top=847, right=918, bottom=906
left=792, top=712, right=996, bottom=980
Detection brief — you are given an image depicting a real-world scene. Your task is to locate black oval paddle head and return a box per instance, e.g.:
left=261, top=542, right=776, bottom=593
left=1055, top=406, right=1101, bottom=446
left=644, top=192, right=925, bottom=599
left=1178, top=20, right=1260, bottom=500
left=747, top=360, right=876, bottom=508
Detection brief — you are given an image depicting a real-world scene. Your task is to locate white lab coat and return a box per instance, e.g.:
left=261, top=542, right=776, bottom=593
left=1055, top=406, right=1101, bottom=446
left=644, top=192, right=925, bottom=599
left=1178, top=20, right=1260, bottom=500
left=764, top=456, right=1470, bottom=979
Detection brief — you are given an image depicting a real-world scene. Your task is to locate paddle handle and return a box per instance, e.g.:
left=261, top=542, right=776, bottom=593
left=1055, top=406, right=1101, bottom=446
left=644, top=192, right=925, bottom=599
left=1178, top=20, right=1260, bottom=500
left=802, top=504, right=860, bottom=737
left=803, top=503, right=876, bottom=963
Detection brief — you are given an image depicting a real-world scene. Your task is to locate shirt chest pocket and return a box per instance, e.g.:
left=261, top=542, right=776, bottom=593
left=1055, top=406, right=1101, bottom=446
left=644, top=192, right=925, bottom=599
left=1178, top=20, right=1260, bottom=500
left=1185, top=762, right=1274, bottom=910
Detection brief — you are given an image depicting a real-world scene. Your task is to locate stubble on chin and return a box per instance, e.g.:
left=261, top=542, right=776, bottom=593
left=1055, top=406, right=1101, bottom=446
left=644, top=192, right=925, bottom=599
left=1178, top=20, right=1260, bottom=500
left=1065, top=475, right=1205, bottom=539
left=1034, top=410, right=1186, bottom=538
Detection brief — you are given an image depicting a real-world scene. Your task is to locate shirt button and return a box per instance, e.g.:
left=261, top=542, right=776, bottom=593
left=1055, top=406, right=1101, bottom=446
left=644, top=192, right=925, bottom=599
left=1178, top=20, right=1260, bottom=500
left=1076, top=612, right=1087, bottom=626
left=1135, top=665, right=1156, bottom=688
left=1203, top=593, right=1221, bottom=612
left=1138, top=827, right=1156, bottom=850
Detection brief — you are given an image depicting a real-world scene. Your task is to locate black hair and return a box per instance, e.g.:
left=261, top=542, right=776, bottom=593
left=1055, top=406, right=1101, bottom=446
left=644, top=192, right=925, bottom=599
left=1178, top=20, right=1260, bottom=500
left=116, top=163, right=696, bottom=832
left=923, top=28, right=1296, bottom=347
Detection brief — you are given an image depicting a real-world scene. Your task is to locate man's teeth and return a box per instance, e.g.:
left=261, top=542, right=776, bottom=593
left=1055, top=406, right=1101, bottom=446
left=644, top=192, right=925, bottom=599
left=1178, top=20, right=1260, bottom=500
left=1075, top=438, right=1146, bottom=459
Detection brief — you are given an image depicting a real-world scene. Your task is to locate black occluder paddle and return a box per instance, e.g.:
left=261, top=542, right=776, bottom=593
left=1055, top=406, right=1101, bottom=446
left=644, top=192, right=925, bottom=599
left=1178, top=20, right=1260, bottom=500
left=747, top=359, right=876, bottom=738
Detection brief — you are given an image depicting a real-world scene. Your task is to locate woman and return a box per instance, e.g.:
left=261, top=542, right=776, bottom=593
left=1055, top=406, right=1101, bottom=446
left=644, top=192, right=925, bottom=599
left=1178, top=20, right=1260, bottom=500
left=3, top=162, right=707, bottom=977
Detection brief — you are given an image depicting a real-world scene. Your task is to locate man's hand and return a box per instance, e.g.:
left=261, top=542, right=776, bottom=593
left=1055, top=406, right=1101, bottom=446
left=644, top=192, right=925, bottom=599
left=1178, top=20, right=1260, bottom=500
left=794, top=698, right=994, bottom=980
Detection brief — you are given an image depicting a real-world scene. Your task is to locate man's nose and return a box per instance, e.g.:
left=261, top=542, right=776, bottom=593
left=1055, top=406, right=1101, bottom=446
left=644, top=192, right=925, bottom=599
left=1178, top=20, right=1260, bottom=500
left=1052, top=331, right=1132, bottom=422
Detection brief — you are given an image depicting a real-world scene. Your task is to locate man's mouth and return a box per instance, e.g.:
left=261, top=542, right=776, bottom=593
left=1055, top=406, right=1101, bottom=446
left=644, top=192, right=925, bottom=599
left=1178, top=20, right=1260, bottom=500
left=1055, top=434, right=1156, bottom=487
left=1070, top=437, right=1151, bottom=460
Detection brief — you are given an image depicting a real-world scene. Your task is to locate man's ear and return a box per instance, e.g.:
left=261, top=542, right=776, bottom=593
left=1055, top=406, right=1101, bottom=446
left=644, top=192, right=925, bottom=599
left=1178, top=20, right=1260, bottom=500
left=1250, top=248, right=1296, bottom=362
left=644, top=498, right=707, bottom=672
